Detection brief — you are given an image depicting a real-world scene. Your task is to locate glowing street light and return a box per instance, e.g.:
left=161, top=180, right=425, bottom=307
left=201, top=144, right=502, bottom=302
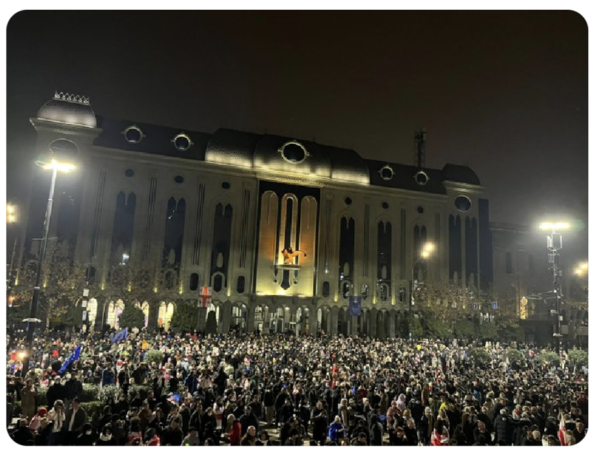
left=22, top=156, right=76, bottom=377
left=423, top=242, right=435, bottom=252
left=539, top=221, right=571, bottom=355
left=7, top=204, right=17, bottom=223
left=539, top=222, right=571, bottom=230
left=574, top=262, right=588, bottom=276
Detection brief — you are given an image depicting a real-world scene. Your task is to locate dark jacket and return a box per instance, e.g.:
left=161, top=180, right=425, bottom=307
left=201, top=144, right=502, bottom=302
left=46, top=383, right=66, bottom=408
left=11, top=426, right=35, bottom=446
left=493, top=414, right=514, bottom=444
left=65, top=407, right=88, bottom=433
left=65, top=378, right=83, bottom=400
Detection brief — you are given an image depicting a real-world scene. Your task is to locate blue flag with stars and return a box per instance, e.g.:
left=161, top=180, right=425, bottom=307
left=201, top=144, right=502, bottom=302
left=349, top=296, right=362, bottom=316
left=58, top=344, right=82, bottom=375
left=111, top=327, right=128, bottom=343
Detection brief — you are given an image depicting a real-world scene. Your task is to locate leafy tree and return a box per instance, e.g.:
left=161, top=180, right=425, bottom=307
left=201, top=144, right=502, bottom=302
left=567, top=349, right=588, bottom=368
left=170, top=301, right=198, bottom=332
left=425, top=317, right=452, bottom=339
left=479, top=321, right=499, bottom=340
left=119, top=304, right=146, bottom=329
left=454, top=319, right=475, bottom=339
left=539, top=350, right=560, bottom=367
left=505, top=348, right=525, bottom=365
left=409, top=316, right=424, bottom=339
left=468, top=347, right=491, bottom=366
left=145, top=349, right=164, bottom=366
left=12, top=247, right=86, bottom=326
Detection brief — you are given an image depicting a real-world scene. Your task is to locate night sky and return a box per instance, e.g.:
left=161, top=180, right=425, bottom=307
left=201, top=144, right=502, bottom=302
left=6, top=10, right=588, bottom=260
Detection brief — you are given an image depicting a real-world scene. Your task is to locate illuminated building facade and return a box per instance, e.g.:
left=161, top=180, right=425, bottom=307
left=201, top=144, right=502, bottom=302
left=15, top=92, right=493, bottom=337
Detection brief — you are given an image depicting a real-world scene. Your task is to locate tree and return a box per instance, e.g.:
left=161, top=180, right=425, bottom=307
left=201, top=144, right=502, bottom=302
left=468, top=347, right=491, bottom=367
left=170, top=301, right=198, bottom=332
left=453, top=319, right=475, bottom=339
left=567, top=349, right=588, bottom=369
left=409, top=316, right=424, bottom=339
left=12, top=246, right=86, bottom=326
left=118, top=304, right=145, bottom=330
left=424, top=317, right=452, bottom=339
left=479, top=321, right=499, bottom=340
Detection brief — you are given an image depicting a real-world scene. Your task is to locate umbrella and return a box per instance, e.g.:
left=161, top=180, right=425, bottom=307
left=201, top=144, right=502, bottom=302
left=22, top=318, right=42, bottom=323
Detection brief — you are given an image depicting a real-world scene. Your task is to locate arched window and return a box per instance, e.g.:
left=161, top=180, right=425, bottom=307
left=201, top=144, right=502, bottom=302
left=322, top=281, right=330, bottom=297
left=158, top=302, right=175, bottom=330
left=87, top=298, right=98, bottom=326
left=189, top=273, right=199, bottom=291
left=106, top=300, right=124, bottom=329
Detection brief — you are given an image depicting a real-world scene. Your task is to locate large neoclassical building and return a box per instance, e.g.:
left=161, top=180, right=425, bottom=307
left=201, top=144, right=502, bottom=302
left=14, top=92, right=493, bottom=338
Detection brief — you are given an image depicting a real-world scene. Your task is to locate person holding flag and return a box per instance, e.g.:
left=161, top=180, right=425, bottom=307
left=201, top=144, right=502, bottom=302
left=112, top=327, right=128, bottom=343
left=58, top=344, right=82, bottom=376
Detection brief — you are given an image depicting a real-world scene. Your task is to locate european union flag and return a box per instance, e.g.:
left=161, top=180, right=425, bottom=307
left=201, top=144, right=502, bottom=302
left=58, top=344, right=82, bottom=375
left=111, top=327, right=128, bottom=343
left=349, top=296, right=361, bottom=316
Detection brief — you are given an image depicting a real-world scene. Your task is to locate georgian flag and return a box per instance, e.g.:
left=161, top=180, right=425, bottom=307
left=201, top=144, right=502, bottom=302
left=558, top=413, right=567, bottom=446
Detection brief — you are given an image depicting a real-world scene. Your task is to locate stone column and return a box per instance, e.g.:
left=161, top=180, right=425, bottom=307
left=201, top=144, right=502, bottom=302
left=330, top=306, right=339, bottom=336
left=370, top=308, right=378, bottom=338
left=197, top=307, right=207, bottom=332
left=247, top=303, right=256, bottom=333
left=350, top=315, right=358, bottom=336
left=221, top=301, right=232, bottom=333
left=147, top=298, right=160, bottom=331
left=388, top=310, right=396, bottom=339
left=309, top=307, right=318, bottom=336
left=93, top=294, right=108, bottom=331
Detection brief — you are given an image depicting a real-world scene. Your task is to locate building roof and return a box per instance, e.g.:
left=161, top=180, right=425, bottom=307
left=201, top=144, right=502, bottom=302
left=441, top=163, right=481, bottom=185
left=37, top=92, right=97, bottom=128
left=36, top=93, right=483, bottom=191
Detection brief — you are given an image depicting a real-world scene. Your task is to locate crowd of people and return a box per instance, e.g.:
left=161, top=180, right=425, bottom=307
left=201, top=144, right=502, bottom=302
left=6, top=326, right=588, bottom=446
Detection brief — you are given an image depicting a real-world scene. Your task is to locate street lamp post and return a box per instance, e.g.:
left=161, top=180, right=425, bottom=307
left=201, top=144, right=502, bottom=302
left=409, top=242, right=435, bottom=337
left=7, top=204, right=19, bottom=307
left=539, top=222, right=570, bottom=355
left=22, top=159, right=75, bottom=377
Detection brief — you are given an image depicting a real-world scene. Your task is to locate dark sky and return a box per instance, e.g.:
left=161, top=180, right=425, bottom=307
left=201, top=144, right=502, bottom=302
left=6, top=10, right=588, bottom=260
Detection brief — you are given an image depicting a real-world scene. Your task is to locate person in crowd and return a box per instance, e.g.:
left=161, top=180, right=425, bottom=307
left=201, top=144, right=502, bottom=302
left=240, top=425, right=257, bottom=446
left=64, top=398, right=87, bottom=445
left=11, top=418, right=35, bottom=445
left=4, top=328, right=588, bottom=447
left=95, top=424, right=117, bottom=446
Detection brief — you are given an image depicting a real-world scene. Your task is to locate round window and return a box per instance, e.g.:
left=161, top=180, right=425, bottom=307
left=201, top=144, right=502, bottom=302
left=382, top=202, right=389, bottom=210
left=279, top=141, right=309, bottom=164
left=414, top=170, right=429, bottom=186
left=174, top=175, right=184, bottom=184
left=344, top=197, right=352, bottom=206
left=123, top=126, right=144, bottom=144
left=455, top=195, right=472, bottom=212
left=125, top=169, right=134, bottom=177
left=417, top=206, right=424, bottom=214
left=49, top=139, right=79, bottom=156
left=173, top=133, right=193, bottom=151
left=380, top=165, right=395, bottom=181
left=221, top=181, right=231, bottom=190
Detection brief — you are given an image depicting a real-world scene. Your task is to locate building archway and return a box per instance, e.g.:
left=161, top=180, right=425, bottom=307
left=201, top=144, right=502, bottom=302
left=87, top=298, right=98, bottom=327
left=270, top=307, right=285, bottom=333
left=106, top=299, right=125, bottom=329
left=206, top=302, right=222, bottom=333
left=254, top=305, right=265, bottom=333
left=231, top=304, right=247, bottom=332
left=158, top=301, right=176, bottom=330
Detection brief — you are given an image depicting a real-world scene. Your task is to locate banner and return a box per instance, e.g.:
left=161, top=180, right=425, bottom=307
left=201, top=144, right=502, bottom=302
left=111, top=327, right=128, bottom=343
left=349, top=296, right=362, bottom=316
left=198, top=287, right=212, bottom=308
left=58, top=344, right=82, bottom=375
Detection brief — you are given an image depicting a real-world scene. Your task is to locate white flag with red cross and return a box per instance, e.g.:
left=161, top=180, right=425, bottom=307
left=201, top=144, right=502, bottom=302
left=198, top=287, right=212, bottom=308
